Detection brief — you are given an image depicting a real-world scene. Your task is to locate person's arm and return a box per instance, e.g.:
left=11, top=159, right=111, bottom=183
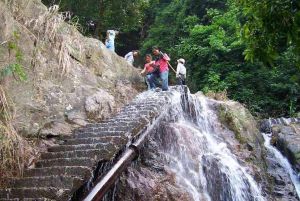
left=159, top=51, right=170, bottom=61
left=140, top=65, right=147, bottom=75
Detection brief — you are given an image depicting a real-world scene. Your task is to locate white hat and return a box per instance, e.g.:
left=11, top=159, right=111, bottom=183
left=177, top=58, right=185, bottom=64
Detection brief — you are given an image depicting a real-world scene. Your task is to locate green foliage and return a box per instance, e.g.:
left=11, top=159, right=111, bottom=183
left=42, top=0, right=149, bottom=55
left=1, top=63, right=27, bottom=82
left=235, top=0, right=300, bottom=65
left=141, top=0, right=299, bottom=117
left=203, top=71, right=228, bottom=93
left=1, top=31, right=27, bottom=82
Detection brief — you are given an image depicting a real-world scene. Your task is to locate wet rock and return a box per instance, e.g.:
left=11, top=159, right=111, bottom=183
left=115, top=166, right=193, bottom=201
left=266, top=156, right=298, bottom=200
left=271, top=123, right=300, bottom=173
left=202, top=155, right=234, bottom=201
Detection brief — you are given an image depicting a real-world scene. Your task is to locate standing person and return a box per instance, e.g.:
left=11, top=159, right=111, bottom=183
left=176, top=58, right=186, bottom=85
left=150, top=46, right=170, bottom=91
left=124, top=50, right=139, bottom=65
left=105, top=30, right=119, bottom=52
left=140, top=54, right=157, bottom=90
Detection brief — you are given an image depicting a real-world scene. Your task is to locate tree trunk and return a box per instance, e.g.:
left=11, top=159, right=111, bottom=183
left=95, top=0, right=105, bottom=40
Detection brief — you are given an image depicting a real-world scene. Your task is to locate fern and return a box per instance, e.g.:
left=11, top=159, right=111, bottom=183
left=1, top=31, right=27, bottom=82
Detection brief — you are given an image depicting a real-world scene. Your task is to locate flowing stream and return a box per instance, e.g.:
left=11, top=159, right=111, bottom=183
left=262, top=133, right=300, bottom=197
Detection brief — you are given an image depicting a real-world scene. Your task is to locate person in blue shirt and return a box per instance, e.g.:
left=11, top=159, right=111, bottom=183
left=105, top=30, right=119, bottom=52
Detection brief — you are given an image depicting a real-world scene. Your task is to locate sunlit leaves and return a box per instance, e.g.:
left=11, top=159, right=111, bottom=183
left=236, top=0, right=300, bottom=64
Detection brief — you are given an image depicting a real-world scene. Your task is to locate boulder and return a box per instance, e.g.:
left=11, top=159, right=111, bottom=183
left=271, top=123, right=300, bottom=172
left=85, top=90, right=115, bottom=121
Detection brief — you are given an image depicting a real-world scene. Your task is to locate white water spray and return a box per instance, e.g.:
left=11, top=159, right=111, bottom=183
left=159, top=92, right=265, bottom=201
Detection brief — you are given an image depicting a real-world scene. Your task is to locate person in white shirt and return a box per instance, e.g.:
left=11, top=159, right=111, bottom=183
left=124, top=50, right=139, bottom=65
left=105, top=30, right=119, bottom=52
left=176, top=58, right=186, bottom=85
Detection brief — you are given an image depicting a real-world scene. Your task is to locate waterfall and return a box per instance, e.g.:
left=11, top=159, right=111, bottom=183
left=114, top=89, right=268, bottom=201
left=156, top=92, right=265, bottom=201
left=262, top=133, right=300, bottom=197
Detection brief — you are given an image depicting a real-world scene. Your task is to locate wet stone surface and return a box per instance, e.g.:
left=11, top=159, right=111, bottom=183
left=0, top=87, right=185, bottom=200
left=260, top=118, right=300, bottom=173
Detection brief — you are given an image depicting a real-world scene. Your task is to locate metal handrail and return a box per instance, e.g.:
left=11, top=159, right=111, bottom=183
left=83, top=129, right=149, bottom=201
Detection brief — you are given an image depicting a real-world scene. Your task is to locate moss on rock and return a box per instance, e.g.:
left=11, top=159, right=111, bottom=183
left=217, top=102, right=262, bottom=145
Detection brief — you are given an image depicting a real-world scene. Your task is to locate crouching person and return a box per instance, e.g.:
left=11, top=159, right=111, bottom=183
left=141, top=54, right=157, bottom=90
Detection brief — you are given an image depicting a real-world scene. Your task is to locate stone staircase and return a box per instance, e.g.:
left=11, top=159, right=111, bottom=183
left=0, top=89, right=179, bottom=200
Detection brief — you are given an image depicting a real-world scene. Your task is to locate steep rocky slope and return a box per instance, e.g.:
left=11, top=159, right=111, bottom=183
left=0, top=0, right=143, bottom=184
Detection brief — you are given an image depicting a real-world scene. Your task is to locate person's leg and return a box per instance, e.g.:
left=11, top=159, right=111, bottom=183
left=182, top=76, right=186, bottom=85
left=178, top=74, right=186, bottom=85
left=146, top=74, right=151, bottom=90
left=153, top=72, right=160, bottom=87
left=149, top=74, right=156, bottom=89
left=160, top=71, right=169, bottom=91
left=177, top=77, right=182, bottom=85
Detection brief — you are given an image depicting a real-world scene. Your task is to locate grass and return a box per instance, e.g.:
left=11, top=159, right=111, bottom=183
left=24, top=5, right=83, bottom=76
left=0, top=86, right=30, bottom=187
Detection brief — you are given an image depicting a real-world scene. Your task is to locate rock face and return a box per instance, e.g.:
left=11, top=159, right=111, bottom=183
left=0, top=0, right=143, bottom=139
left=271, top=123, right=300, bottom=173
left=215, top=100, right=299, bottom=201
left=260, top=118, right=300, bottom=174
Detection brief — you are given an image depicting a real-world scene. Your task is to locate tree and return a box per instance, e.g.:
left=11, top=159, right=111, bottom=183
left=174, top=1, right=300, bottom=117
left=235, top=0, right=300, bottom=65
left=42, top=0, right=149, bottom=55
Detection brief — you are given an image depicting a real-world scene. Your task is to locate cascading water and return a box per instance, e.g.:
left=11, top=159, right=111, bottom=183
left=114, top=89, right=269, bottom=200
left=263, top=133, right=300, bottom=197
left=156, top=91, right=265, bottom=201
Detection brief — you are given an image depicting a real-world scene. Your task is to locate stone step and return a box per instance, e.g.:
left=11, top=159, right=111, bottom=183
left=40, top=149, right=112, bottom=160
left=82, top=122, right=137, bottom=129
left=0, top=198, right=56, bottom=201
left=10, top=176, right=83, bottom=190
left=74, top=131, right=123, bottom=138
left=48, top=143, right=111, bottom=152
left=36, top=157, right=96, bottom=168
left=84, top=126, right=131, bottom=134
left=62, top=136, right=127, bottom=145
left=24, top=166, right=92, bottom=178
left=0, top=188, right=70, bottom=200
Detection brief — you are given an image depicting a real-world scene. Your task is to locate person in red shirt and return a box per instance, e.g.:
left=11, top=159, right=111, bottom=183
left=140, top=54, right=157, bottom=90
left=150, top=46, right=170, bottom=91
